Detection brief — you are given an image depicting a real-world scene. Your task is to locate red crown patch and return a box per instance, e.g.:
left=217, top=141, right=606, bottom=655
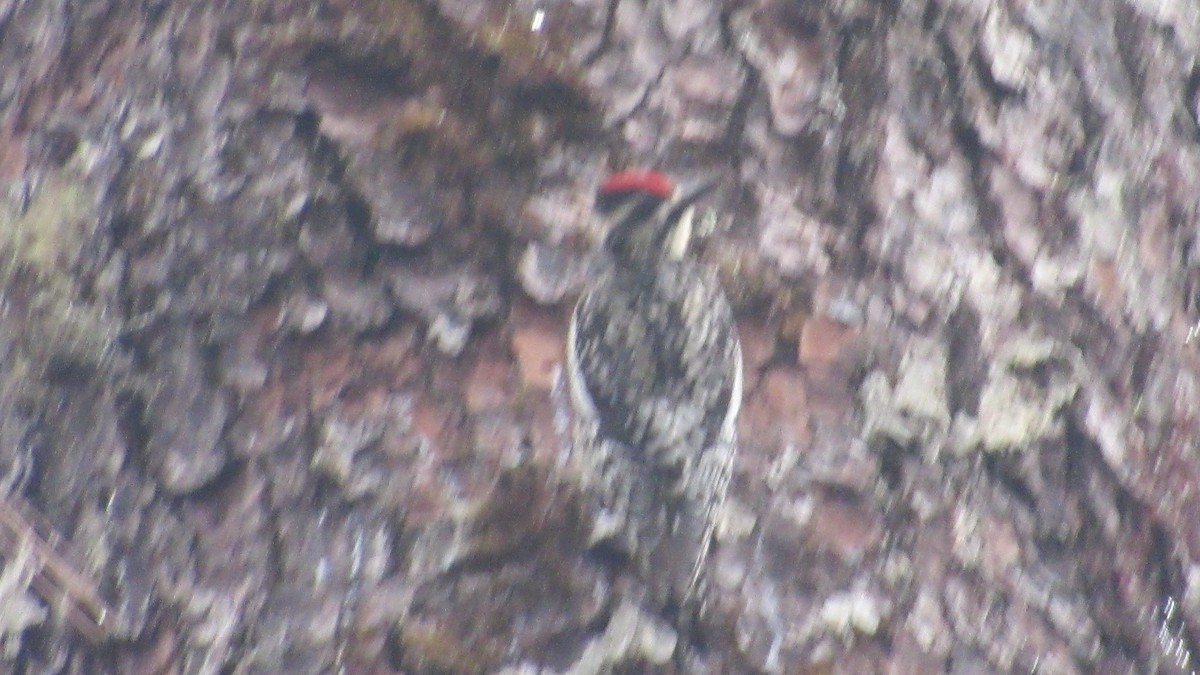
left=598, top=170, right=675, bottom=200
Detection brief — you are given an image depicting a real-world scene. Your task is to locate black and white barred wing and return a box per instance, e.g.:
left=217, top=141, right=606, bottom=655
left=566, top=263, right=742, bottom=608
left=567, top=265, right=740, bottom=464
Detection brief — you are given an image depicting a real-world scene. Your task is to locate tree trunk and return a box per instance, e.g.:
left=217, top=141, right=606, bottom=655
left=1, top=0, right=1198, bottom=672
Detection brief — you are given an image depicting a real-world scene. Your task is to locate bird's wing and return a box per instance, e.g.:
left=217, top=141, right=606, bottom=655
left=568, top=264, right=740, bottom=469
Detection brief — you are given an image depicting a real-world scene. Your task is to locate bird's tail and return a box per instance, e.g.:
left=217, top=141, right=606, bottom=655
left=650, top=438, right=736, bottom=623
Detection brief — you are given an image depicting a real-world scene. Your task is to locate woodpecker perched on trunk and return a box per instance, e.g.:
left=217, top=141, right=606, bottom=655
left=566, top=169, right=742, bottom=617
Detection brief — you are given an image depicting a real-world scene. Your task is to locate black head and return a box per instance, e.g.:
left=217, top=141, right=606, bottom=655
left=596, top=170, right=716, bottom=264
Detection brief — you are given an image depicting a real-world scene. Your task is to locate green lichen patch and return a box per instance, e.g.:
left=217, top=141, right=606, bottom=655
left=959, top=334, right=1080, bottom=454
left=0, top=171, right=122, bottom=395
left=0, top=175, right=89, bottom=278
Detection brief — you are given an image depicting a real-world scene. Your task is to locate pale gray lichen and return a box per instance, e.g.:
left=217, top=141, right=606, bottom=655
left=864, top=328, right=1080, bottom=458
left=564, top=600, right=677, bottom=674
left=976, top=371, right=1056, bottom=448
left=860, top=339, right=952, bottom=454
left=517, top=241, right=592, bottom=305
left=951, top=503, right=985, bottom=568
left=715, top=497, right=758, bottom=543
left=818, top=588, right=884, bottom=637
left=962, top=334, right=1079, bottom=453
left=0, top=545, right=48, bottom=658
left=979, top=6, right=1037, bottom=91
left=906, top=587, right=952, bottom=657
left=892, top=339, right=952, bottom=429
left=313, top=414, right=386, bottom=489
left=860, top=370, right=915, bottom=447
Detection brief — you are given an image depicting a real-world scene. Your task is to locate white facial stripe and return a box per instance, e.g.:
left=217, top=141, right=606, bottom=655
left=667, top=205, right=695, bottom=259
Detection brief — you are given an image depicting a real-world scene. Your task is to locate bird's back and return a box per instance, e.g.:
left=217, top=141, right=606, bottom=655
left=567, top=256, right=742, bottom=612
left=569, top=259, right=740, bottom=467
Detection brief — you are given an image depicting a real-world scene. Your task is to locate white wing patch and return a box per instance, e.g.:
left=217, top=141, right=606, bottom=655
left=565, top=296, right=596, bottom=423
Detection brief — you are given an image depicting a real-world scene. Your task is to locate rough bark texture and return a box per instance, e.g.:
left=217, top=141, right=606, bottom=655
left=1, top=0, right=1199, bottom=672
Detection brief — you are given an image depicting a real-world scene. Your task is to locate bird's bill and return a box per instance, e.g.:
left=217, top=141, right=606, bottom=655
left=673, top=175, right=719, bottom=207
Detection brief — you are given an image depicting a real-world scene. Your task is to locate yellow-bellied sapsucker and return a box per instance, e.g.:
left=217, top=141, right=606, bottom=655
left=566, top=169, right=742, bottom=615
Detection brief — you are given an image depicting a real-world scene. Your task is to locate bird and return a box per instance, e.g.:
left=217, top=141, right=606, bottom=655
left=565, top=168, right=743, bottom=619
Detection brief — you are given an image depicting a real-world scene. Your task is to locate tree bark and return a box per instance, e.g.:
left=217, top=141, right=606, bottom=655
left=0, top=0, right=1198, bottom=672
